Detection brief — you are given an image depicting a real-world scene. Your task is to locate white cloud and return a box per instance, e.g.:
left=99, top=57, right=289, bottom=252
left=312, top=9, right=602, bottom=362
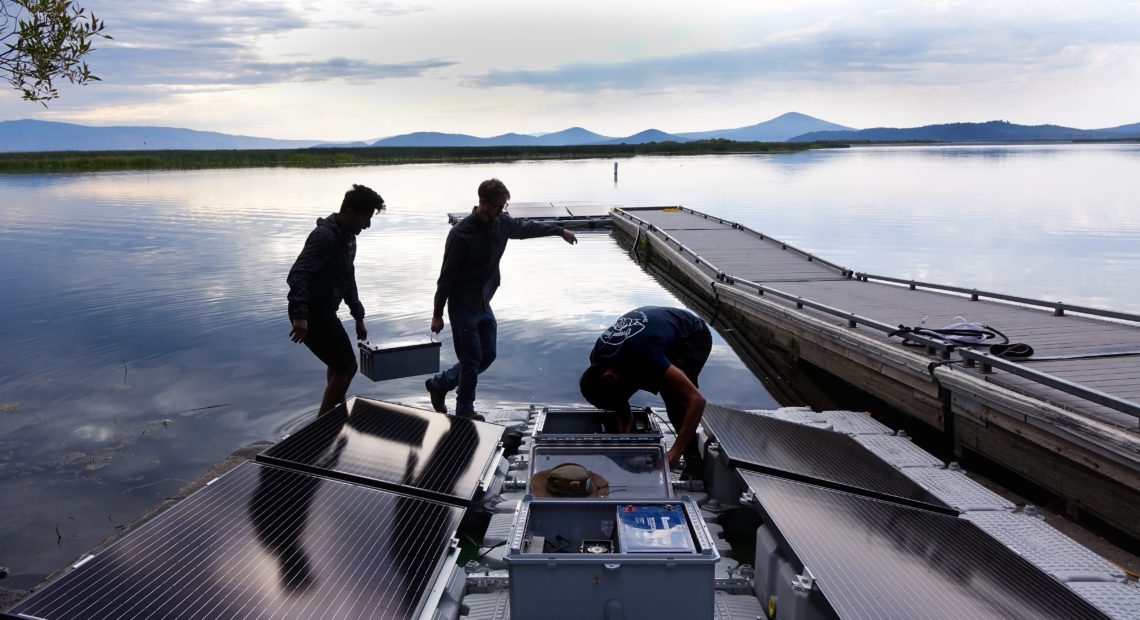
left=1, top=0, right=1138, bottom=139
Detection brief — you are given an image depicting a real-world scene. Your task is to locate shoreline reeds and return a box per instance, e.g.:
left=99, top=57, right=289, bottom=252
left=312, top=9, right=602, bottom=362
left=0, top=140, right=835, bottom=173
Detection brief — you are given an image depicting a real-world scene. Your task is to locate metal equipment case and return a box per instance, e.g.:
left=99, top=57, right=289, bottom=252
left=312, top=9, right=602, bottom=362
left=528, top=443, right=672, bottom=498
left=532, top=407, right=664, bottom=444
left=505, top=497, right=719, bottom=620
left=358, top=338, right=440, bottom=381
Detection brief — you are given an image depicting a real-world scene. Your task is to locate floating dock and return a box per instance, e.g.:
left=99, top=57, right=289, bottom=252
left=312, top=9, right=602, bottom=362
left=447, top=201, right=614, bottom=228
left=6, top=398, right=1136, bottom=619
left=611, top=205, right=1140, bottom=542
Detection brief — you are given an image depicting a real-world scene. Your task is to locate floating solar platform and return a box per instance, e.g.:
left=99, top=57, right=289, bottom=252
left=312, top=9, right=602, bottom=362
left=701, top=404, right=952, bottom=513
left=5, top=461, right=465, bottom=620
left=740, top=470, right=1111, bottom=620
left=815, top=409, right=894, bottom=435
left=448, top=201, right=615, bottom=226
left=962, top=511, right=1128, bottom=583
left=749, top=407, right=834, bottom=430
left=493, top=201, right=561, bottom=220
left=714, top=591, right=767, bottom=620
left=753, top=409, right=897, bottom=435
left=898, top=466, right=1017, bottom=512
left=1067, top=582, right=1140, bottom=619
left=461, top=590, right=512, bottom=620
left=257, top=397, right=505, bottom=506
left=852, top=434, right=946, bottom=468
left=554, top=201, right=614, bottom=218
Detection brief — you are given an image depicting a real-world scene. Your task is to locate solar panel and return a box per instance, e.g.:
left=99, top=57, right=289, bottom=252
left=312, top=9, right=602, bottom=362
left=6, top=461, right=464, bottom=620
left=258, top=397, right=504, bottom=505
left=501, top=201, right=558, bottom=219
left=740, top=470, right=1111, bottom=620
left=553, top=201, right=614, bottom=218
left=702, top=404, right=952, bottom=513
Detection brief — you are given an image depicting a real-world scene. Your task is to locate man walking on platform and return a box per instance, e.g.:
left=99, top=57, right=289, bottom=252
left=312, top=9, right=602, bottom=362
left=579, top=306, right=712, bottom=478
left=287, top=184, right=385, bottom=416
left=426, top=178, right=577, bottom=419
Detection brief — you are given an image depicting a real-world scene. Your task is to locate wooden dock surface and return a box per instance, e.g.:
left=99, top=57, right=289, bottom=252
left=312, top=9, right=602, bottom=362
left=614, top=206, right=1140, bottom=540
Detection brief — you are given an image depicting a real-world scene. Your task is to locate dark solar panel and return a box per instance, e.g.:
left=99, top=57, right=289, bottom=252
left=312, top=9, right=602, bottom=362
left=739, top=471, right=1110, bottom=620
left=258, top=396, right=504, bottom=505
left=702, top=404, right=952, bottom=513
left=7, top=461, right=464, bottom=620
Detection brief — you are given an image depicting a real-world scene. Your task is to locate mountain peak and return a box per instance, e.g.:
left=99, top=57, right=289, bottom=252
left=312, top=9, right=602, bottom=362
left=678, top=112, right=853, bottom=142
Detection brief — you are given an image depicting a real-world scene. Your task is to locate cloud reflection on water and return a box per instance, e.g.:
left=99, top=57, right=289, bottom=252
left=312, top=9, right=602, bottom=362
left=0, top=164, right=776, bottom=589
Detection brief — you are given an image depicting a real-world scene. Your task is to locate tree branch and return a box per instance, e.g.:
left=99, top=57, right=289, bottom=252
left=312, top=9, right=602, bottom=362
left=0, top=0, right=111, bottom=104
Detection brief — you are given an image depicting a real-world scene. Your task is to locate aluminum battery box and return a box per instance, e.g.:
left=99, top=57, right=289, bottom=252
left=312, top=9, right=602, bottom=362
left=358, top=338, right=440, bottom=381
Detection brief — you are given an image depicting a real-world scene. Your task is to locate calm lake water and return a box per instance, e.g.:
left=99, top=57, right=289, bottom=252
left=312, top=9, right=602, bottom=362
left=1, top=144, right=1138, bottom=590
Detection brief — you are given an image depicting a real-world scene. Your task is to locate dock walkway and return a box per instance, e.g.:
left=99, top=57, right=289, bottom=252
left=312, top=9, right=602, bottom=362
left=613, top=206, right=1140, bottom=540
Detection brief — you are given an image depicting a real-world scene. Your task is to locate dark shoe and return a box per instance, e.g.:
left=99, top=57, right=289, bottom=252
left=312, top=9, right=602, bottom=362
left=680, top=456, right=706, bottom=481
left=456, top=410, right=485, bottom=422
left=425, top=378, right=447, bottom=413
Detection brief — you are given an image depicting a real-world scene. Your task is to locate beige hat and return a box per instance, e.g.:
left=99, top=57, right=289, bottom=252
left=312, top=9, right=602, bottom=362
left=530, top=462, right=610, bottom=498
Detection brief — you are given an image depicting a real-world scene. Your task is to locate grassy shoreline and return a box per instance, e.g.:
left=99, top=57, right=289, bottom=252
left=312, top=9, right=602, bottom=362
left=0, top=140, right=836, bottom=173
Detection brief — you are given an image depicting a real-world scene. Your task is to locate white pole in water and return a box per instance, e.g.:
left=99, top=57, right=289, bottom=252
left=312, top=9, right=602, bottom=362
left=614, top=162, right=618, bottom=182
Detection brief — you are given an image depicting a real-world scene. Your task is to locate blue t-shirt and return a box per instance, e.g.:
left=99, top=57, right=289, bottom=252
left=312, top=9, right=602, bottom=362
left=589, top=306, right=705, bottom=393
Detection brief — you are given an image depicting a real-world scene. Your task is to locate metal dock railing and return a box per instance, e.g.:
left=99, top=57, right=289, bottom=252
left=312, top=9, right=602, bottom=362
left=612, top=205, right=1140, bottom=542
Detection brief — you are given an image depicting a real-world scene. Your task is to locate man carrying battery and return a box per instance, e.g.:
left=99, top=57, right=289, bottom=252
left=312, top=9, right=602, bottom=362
left=287, top=184, right=385, bottom=416
left=579, top=306, right=712, bottom=478
left=426, top=178, right=577, bottom=420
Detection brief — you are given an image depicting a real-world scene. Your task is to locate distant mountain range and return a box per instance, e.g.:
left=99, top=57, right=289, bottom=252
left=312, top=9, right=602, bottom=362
left=1, top=113, right=1137, bottom=153
left=797, top=120, right=1140, bottom=142
left=325, top=112, right=853, bottom=148
left=0, top=120, right=320, bottom=152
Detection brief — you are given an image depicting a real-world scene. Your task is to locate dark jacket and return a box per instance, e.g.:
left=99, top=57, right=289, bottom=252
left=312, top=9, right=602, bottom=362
left=287, top=213, right=364, bottom=321
left=433, top=211, right=564, bottom=317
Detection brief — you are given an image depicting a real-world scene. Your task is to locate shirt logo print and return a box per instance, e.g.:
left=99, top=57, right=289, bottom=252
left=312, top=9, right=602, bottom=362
left=600, top=311, right=648, bottom=347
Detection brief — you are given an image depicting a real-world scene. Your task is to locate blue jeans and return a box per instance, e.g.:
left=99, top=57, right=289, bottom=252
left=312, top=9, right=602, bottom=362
left=434, top=305, right=497, bottom=414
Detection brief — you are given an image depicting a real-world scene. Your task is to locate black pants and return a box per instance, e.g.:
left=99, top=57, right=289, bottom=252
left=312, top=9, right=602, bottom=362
left=665, top=324, right=712, bottom=474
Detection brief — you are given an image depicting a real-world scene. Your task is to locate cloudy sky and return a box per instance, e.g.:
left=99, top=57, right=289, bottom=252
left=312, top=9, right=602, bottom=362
left=3, top=0, right=1139, bottom=141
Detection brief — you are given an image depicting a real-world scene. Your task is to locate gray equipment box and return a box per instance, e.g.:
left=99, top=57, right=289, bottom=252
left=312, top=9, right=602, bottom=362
left=358, top=338, right=441, bottom=381
left=532, top=407, right=664, bottom=444
left=505, top=497, right=718, bottom=620
left=529, top=443, right=672, bottom=498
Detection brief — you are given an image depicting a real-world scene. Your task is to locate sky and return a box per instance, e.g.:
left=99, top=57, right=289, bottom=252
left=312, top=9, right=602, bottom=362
left=2, top=0, right=1139, bottom=141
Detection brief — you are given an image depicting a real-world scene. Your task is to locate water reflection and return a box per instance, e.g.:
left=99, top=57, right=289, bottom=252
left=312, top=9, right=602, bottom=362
left=262, top=397, right=499, bottom=503
left=529, top=445, right=670, bottom=498
left=250, top=461, right=336, bottom=594
left=1, top=145, right=1137, bottom=590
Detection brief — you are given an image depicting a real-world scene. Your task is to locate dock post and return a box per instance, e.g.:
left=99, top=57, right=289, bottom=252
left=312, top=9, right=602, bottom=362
left=614, top=162, right=618, bottom=182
